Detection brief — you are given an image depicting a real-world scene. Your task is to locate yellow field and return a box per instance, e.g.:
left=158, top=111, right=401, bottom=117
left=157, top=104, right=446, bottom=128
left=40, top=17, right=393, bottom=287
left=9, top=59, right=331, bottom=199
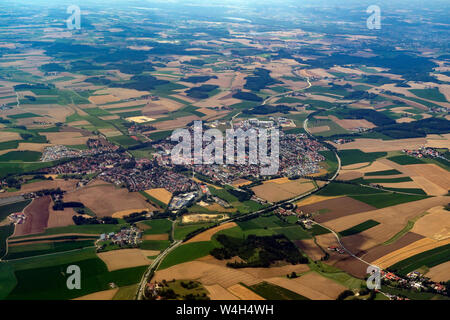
left=125, top=116, right=155, bottom=123
left=181, top=214, right=227, bottom=224
left=144, top=188, right=173, bottom=205
left=97, top=249, right=152, bottom=271
left=227, top=284, right=265, bottom=300
left=252, top=178, right=315, bottom=202
left=185, top=222, right=237, bottom=243
left=371, top=238, right=450, bottom=269
left=74, top=289, right=119, bottom=300
left=111, top=208, right=150, bottom=218
left=296, top=195, right=343, bottom=207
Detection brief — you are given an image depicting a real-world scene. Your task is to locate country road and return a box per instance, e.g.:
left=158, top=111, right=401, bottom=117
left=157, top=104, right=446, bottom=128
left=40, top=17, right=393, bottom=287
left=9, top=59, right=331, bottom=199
left=136, top=238, right=183, bottom=300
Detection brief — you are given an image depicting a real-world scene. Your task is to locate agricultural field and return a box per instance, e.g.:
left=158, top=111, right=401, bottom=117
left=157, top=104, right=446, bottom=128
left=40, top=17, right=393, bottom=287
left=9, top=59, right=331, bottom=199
left=0, top=0, right=450, bottom=302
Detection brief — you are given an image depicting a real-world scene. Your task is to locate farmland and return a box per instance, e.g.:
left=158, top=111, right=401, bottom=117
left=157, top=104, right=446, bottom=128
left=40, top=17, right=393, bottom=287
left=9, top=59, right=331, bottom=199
left=0, top=0, right=450, bottom=302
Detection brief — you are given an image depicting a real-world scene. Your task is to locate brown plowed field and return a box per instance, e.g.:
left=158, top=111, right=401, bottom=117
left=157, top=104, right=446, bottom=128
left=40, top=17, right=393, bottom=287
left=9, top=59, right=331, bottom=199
left=227, top=284, right=264, bottom=300
left=14, top=196, right=51, bottom=236
left=361, top=232, right=425, bottom=263
left=426, top=261, right=450, bottom=282
left=64, top=182, right=156, bottom=217
left=294, top=239, right=325, bottom=261
left=97, top=249, right=151, bottom=271
left=185, top=222, right=237, bottom=243
left=204, top=284, right=239, bottom=300
left=298, top=196, right=376, bottom=223
left=266, top=272, right=346, bottom=300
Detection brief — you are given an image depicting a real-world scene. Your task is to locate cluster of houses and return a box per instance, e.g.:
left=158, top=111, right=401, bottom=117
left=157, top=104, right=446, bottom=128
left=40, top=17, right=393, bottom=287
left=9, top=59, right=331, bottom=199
left=7, top=212, right=26, bottom=225
left=96, top=226, right=142, bottom=251
left=169, top=192, right=197, bottom=211
left=402, top=147, right=447, bottom=160
left=379, top=270, right=448, bottom=299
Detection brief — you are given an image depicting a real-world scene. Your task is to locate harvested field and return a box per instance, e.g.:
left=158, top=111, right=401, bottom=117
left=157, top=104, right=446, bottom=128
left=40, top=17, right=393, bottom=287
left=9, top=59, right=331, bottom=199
left=411, top=206, right=450, bottom=240
left=143, top=234, right=169, bottom=240
left=153, top=260, right=260, bottom=289
left=111, top=209, right=150, bottom=219
left=338, top=171, right=364, bottom=181
left=152, top=115, right=200, bottom=130
left=402, top=164, right=450, bottom=195
left=0, top=131, right=21, bottom=143
left=299, top=197, right=376, bottom=223
left=125, top=116, right=155, bottom=123
left=362, top=232, right=425, bottom=263
left=204, top=284, right=239, bottom=300
left=227, top=284, right=265, bottom=300
left=309, top=126, right=330, bottom=133
left=98, top=128, right=122, bottom=137
left=379, top=160, right=450, bottom=196
left=329, top=115, right=376, bottom=130
left=47, top=206, right=76, bottom=228
left=74, top=288, right=119, bottom=300
left=295, top=195, right=343, bottom=207
left=97, top=248, right=151, bottom=271
left=322, top=196, right=450, bottom=251
left=294, top=239, right=325, bottom=261
left=426, top=261, right=450, bottom=282
left=252, top=179, right=315, bottom=202
left=185, top=222, right=237, bottom=243
left=96, top=88, right=150, bottom=100
left=8, top=233, right=99, bottom=243
left=89, top=94, right=121, bottom=105
left=144, top=188, right=172, bottom=205
left=0, top=179, right=78, bottom=199
left=14, top=196, right=51, bottom=236
left=333, top=138, right=427, bottom=152
left=370, top=238, right=450, bottom=269
left=44, top=131, right=94, bottom=145
left=64, top=182, right=156, bottom=217
left=266, top=271, right=346, bottom=300
left=181, top=214, right=226, bottom=224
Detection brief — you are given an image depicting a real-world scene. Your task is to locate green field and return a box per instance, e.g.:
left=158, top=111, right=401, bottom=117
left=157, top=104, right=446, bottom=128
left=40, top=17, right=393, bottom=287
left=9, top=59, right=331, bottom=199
left=5, top=240, right=95, bottom=260
left=0, top=224, right=14, bottom=258
left=364, top=169, right=402, bottom=176
left=0, top=262, right=17, bottom=299
left=0, top=161, right=58, bottom=178
left=339, top=220, right=380, bottom=237
left=409, top=88, right=448, bottom=103
left=173, top=222, right=214, bottom=241
left=140, top=240, right=171, bottom=251
left=0, top=200, right=31, bottom=222
left=109, top=135, right=140, bottom=147
left=388, top=244, right=450, bottom=276
left=7, top=113, right=41, bottom=119
left=11, top=224, right=124, bottom=240
left=139, top=219, right=172, bottom=235
left=158, top=241, right=217, bottom=270
left=387, top=155, right=426, bottom=165
left=7, top=256, right=147, bottom=299
left=338, top=149, right=387, bottom=166
left=247, top=282, right=309, bottom=300
left=0, top=151, right=41, bottom=162
left=317, top=182, right=428, bottom=208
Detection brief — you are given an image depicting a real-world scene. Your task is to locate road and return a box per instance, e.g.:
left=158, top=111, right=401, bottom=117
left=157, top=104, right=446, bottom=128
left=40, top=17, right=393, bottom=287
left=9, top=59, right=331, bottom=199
left=136, top=238, right=183, bottom=300
left=135, top=219, right=181, bottom=300
left=135, top=75, right=340, bottom=299
left=262, top=75, right=312, bottom=106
